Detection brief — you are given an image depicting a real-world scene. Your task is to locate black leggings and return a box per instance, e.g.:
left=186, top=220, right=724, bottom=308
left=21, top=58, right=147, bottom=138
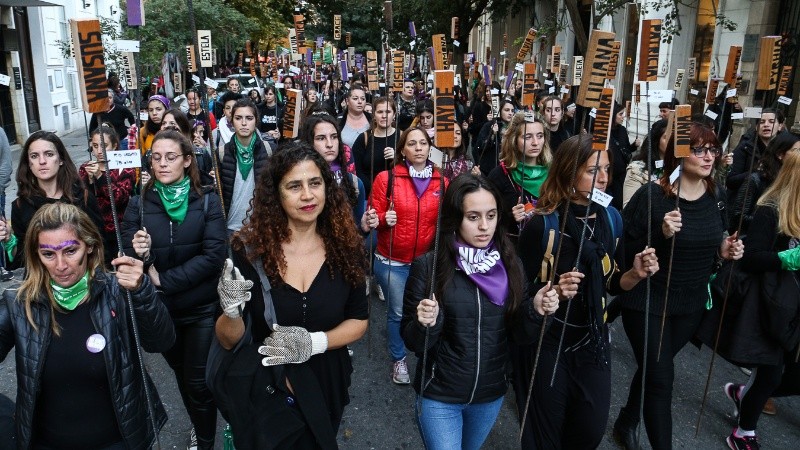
left=620, top=309, right=704, bottom=450
left=163, top=316, right=217, bottom=450
left=739, top=356, right=800, bottom=430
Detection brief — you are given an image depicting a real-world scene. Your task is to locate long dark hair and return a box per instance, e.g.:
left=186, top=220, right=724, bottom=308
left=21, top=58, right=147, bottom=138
left=298, top=114, right=359, bottom=205
left=16, top=131, right=82, bottom=204
left=659, top=122, right=719, bottom=196
left=633, top=118, right=668, bottom=173
left=233, top=141, right=366, bottom=286
left=758, top=131, right=799, bottom=185
left=162, top=108, right=193, bottom=141
left=435, top=173, right=524, bottom=323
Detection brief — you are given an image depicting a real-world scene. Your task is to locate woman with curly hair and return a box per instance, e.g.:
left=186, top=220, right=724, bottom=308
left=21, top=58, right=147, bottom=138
left=215, top=142, right=368, bottom=444
left=487, top=112, right=552, bottom=238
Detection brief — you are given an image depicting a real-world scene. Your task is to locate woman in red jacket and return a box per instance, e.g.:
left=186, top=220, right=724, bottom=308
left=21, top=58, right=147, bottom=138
left=365, top=127, right=448, bottom=385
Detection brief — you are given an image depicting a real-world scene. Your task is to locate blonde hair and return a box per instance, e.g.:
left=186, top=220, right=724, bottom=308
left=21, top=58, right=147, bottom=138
left=499, top=112, right=552, bottom=169
left=757, top=149, right=800, bottom=237
left=18, top=203, right=104, bottom=336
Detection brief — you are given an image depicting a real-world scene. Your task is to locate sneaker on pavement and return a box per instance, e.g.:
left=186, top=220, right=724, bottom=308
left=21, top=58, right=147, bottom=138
left=392, top=358, right=410, bottom=384
left=376, top=283, right=386, bottom=302
left=726, top=431, right=759, bottom=450
left=740, top=366, right=752, bottom=376
left=187, top=427, right=198, bottom=450
left=762, top=397, right=777, bottom=415
left=724, top=383, right=743, bottom=417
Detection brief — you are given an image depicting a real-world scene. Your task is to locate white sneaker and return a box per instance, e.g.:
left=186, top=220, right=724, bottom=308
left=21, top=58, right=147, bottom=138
left=187, top=427, right=197, bottom=450
left=392, top=358, right=410, bottom=384
left=376, top=283, right=386, bottom=301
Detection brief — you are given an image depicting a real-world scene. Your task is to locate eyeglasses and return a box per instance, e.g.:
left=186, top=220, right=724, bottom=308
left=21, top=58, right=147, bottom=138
left=691, top=146, right=722, bottom=158
left=150, top=152, right=182, bottom=163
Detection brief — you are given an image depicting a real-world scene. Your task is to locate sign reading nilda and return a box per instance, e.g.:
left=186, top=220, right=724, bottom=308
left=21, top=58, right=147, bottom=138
left=434, top=70, right=456, bottom=148
left=70, top=19, right=108, bottom=114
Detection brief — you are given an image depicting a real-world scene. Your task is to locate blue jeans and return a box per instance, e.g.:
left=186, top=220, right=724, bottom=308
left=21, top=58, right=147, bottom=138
left=415, top=396, right=504, bottom=450
left=372, top=256, right=410, bottom=362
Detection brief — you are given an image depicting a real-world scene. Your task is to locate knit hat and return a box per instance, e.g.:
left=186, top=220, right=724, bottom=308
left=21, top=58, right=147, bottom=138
left=148, top=94, right=170, bottom=109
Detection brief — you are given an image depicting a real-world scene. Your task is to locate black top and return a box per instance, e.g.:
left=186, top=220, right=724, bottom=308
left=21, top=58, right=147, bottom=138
left=235, top=253, right=368, bottom=427
left=741, top=205, right=789, bottom=273
left=620, top=183, right=726, bottom=315
left=257, top=103, right=284, bottom=133
left=33, top=301, right=122, bottom=448
left=548, top=124, right=572, bottom=154
left=89, top=105, right=136, bottom=142
left=474, top=121, right=504, bottom=176
left=608, top=125, right=635, bottom=210
left=487, top=164, right=537, bottom=237
left=351, top=130, right=398, bottom=196
left=468, top=101, right=491, bottom=138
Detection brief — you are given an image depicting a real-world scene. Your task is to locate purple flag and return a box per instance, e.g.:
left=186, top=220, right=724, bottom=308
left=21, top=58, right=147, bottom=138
left=409, top=21, right=416, bottom=38
left=316, top=36, right=324, bottom=48
left=483, top=65, right=491, bottom=85
left=340, top=60, right=349, bottom=81
left=504, top=68, right=514, bottom=91
left=355, top=54, right=363, bottom=69
left=428, top=47, right=435, bottom=70
left=306, top=48, right=313, bottom=65
left=127, top=0, right=144, bottom=26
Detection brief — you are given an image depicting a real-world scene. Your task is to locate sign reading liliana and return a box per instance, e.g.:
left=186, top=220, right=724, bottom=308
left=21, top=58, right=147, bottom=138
left=577, top=29, right=615, bottom=109
left=434, top=70, right=456, bottom=148
left=107, top=150, right=143, bottom=169
left=70, top=19, right=109, bottom=114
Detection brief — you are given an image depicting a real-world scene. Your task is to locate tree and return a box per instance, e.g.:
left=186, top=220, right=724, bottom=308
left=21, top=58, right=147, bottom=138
left=224, top=0, right=295, bottom=48
left=120, top=0, right=257, bottom=76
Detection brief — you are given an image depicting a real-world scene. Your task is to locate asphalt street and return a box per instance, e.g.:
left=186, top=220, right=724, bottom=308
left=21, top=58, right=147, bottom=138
left=0, top=128, right=798, bottom=449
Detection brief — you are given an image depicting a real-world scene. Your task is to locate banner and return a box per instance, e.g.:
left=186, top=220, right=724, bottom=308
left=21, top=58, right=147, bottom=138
left=434, top=70, right=456, bottom=148
left=198, top=30, right=212, bottom=68
left=638, top=19, right=661, bottom=82
left=70, top=19, right=108, bottom=113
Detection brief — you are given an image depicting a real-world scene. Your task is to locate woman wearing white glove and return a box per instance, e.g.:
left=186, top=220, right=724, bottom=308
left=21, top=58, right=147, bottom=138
left=215, top=141, right=368, bottom=438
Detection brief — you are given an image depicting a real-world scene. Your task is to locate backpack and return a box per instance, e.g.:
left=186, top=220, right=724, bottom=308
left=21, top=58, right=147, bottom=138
left=537, top=206, right=623, bottom=283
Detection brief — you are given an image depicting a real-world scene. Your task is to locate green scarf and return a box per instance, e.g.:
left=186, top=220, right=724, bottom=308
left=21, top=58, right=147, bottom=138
left=50, top=270, right=90, bottom=311
left=510, top=163, right=548, bottom=198
left=235, top=134, right=256, bottom=180
left=154, top=176, right=191, bottom=224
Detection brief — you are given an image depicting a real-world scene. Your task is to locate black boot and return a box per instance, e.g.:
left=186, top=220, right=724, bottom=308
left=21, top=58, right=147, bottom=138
left=612, top=408, right=641, bottom=450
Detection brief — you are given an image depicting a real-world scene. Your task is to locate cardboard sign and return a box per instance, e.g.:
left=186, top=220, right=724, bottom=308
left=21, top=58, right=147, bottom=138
left=383, top=1, right=393, bottom=29
left=333, top=15, right=342, bottom=40
left=687, top=57, right=697, bottom=80
left=634, top=83, right=641, bottom=103
left=522, top=63, right=537, bottom=108
left=366, top=51, right=379, bottom=92
left=345, top=32, right=351, bottom=46
left=70, top=19, right=109, bottom=113
left=573, top=56, right=583, bottom=86
left=0, top=74, right=9, bottom=87
left=674, top=105, right=692, bottom=158
left=724, top=45, right=742, bottom=86
left=107, top=150, right=142, bottom=169
left=186, top=45, right=197, bottom=72
left=115, top=40, right=140, bottom=52
left=198, top=30, right=212, bottom=68
left=559, top=63, right=569, bottom=84
left=490, top=89, right=500, bottom=118
left=516, top=28, right=537, bottom=61
left=638, top=19, right=661, bottom=82
left=433, top=70, right=456, bottom=148
left=674, top=69, right=685, bottom=90
left=294, top=14, right=305, bottom=44
left=551, top=45, right=561, bottom=73
left=451, top=17, right=459, bottom=40
left=392, top=50, right=405, bottom=92
left=757, top=36, right=781, bottom=90
left=591, top=87, right=615, bottom=151
left=577, top=30, right=616, bottom=109
left=606, top=41, right=621, bottom=79
left=503, top=33, right=508, bottom=50
left=778, top=65, right=792, bottom=96
left=282, top=89, right=302, bottom=139
left=706, top=78, right=721, bottom=104
left=432, top=34, right=447, bottom=71
left=120, top=52, right=137, bottom=90
left=172, top=73, right=183, bottom=94
left=648, top=89, right=674, bottom=104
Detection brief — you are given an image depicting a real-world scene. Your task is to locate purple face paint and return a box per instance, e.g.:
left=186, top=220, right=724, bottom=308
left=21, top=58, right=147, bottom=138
left=40, top=240, right=80, bottom=251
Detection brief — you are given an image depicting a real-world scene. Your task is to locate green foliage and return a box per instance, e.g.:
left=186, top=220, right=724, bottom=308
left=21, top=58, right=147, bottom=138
left=55, top=17, right=124, bottom=76
left=119, top=0, right=257, bottom=76
left=224, top=0, right=294, bottom=47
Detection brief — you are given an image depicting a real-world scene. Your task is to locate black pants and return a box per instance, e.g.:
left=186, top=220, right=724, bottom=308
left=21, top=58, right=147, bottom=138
left=163, top=316, right=217, bottom=450
left=620, top=309, right=704, bottom=450
left=0, top=394, right=15, bottom=449
left=512, top=337, right=611, bottom=450
left=739, top=355, right=800, bottom=430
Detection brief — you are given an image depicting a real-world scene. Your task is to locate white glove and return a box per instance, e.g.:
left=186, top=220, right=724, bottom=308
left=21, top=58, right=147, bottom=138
left=217, top=258, right=253, bottom=319
left=258, top=324, right=328, bottom=366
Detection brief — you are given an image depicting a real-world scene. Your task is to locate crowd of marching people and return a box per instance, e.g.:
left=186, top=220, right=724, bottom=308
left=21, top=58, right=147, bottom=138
left=0, top=56, right=797, bottom=450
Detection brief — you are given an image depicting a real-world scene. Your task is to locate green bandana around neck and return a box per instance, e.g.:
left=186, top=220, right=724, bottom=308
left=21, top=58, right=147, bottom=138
left=235, top=134, right=256, bottom=179
left=510, top=163, right=548, bottom=198
left=154, top=176, right=191, bottom=224
left=50, top=270, right=90, bottom=311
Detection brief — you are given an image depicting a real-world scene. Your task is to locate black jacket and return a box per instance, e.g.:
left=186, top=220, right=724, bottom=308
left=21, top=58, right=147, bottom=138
left=401, top=252, right=525, bottom=404
left=726, top=129, right=763, bottom=202
left=0, top=272, right=174, bottom=449
left=121, top=187, right=226, bottom=321
left=221, top=138, right=271, bottom=217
